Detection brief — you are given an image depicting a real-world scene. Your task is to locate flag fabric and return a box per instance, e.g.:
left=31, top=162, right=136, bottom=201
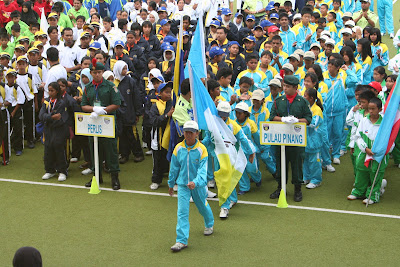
left=184, top=13, right=207, bottom=79
left=188, top=60, right=246, bottom=206
left=40, top=9, right=48, bottom=33
left=365, top=81, right=400, bottom=166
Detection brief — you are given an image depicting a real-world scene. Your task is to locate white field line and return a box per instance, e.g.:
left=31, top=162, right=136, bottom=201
left=1, top=178, right=400, bottom=220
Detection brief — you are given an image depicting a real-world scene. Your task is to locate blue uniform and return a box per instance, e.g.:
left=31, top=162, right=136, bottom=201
left=370, top=43, right=389, bottom=81
left=343, top=0, right=355, bottom=13
left=168, top=140, right=214, bottom=245
left=293, top=22, right=315, bottom=52
left=378, top=0, right=394, bottom=35
left=356, top=54, right=372, bottom=85
left=234, top=69, right=269, bottom=92
left=303, top=104, right=323, bottom=185
left=279, top=27, right=297, bottom=55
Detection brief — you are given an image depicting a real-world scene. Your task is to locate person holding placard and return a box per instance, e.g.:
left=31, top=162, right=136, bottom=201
left=269, top=75, right=312, bottom=202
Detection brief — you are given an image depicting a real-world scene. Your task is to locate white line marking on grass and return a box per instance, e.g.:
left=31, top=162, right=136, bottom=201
left=1, top=178, right=400, bottom=220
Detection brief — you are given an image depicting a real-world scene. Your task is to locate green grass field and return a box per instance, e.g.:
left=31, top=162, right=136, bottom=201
left=2, top=3, right=400, bottom=265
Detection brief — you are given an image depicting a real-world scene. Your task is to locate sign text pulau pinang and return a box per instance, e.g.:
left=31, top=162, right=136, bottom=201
left=260, top=121, right=307, bottom=147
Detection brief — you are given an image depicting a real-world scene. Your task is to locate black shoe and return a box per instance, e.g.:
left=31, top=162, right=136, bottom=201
left=111, top=173, right=120, bottom=190
left=270, top=188, right=281, bottom=199
left=85, top=175, right=103, bottom=187
left=294, top=190, right=303, bottom=202
left=28, top=141, right=35, bottom=149
left=79, top=162, right=90, bottom=169
left=133, top=155, right=144, bottom=163
left=119, top=157, right=129, bottom=164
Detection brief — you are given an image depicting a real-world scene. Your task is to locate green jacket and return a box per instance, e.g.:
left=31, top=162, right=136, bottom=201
left=58, top=13, right=74, bottom=29
left=6, top=21, right=29, bottom=36
left=269, top=94, right=312, bottom=124
left=0, top=42, right=15, bottom=57
left=81, top=79, right=121, bottom=115
left=67, top=6, right=89, bottom=23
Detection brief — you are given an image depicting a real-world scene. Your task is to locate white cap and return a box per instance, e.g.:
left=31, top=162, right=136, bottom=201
left=269, top=78, right=281, bottom=87
left=321, top=30, right=331, bottom=38
left=325, top=38, right=336, bottom=46
left=318, top=35, right=328, bottom=42
left=183, top=120, right=199, bottom=132
left=235, top=102, right=249, bottom=112
left=274, top=73, right=282, bottom=80
left=343, top=12, right=353, bottom=18
left=288, top=53, right=300, bottom=62
left=310, top=43, right=322, bottom=50
left=352, top=25, right=362, bottom=33
left=304, top=51, right=315, bottom=60
left=282, top=63, right=294, bottom=72
left=294, top=49, right=305, bottom=57
left=251, top=89, right=265, bottom=100
left=360, top=0, right=371, bottom=3
left=217, top=101, right=231, bottom=116
left=293, top=13, right=301, bottom=20
left=341, top=28, right=352, bottom=35
left=345, top=20, right=355, bottom=27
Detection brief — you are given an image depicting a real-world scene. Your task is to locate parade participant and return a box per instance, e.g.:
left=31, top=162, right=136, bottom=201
left=81, top=59, right=122, bottom=190
left=168, top=120, right=214, bottom=252
left=269, top=75, right=312, bottom=202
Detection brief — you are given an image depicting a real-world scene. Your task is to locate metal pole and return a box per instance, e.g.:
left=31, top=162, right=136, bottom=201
left=366, top=161, right=382, bottom=207
left=94, top=136, right=99, bottom=187
left=281, top=145, right=286, bottom=195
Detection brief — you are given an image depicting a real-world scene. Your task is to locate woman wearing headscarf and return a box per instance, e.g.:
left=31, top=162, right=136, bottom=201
left=113, top=61, right=144, bottom=164
left=21, top=1, right=39, bottom=25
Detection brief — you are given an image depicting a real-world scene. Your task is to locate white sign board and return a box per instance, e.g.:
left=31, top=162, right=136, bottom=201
left=260, top=121, right=307, bottom=147
left=74, top=112, right=115, bottom=138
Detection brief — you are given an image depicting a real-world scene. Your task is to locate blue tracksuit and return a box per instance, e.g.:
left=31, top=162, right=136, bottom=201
left=378, top=0, right=394, bottom=35
left=371, top=43, right=389, bottom=81
left=293, top=22, right=315, bottom=51
left=343, top=0, right=355, bottom=13
left=279, top=27, right=297, bottom=55
left=303, top=103, right=323, bottom=184
left=323, top=69, right=357, bottom=159
left=356, top=54, right=373, bottom=85
left=168, top=140, right=214, bottom=245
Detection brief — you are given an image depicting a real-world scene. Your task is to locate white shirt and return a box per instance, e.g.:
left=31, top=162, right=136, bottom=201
left=28, top=64, right=48, bottom=94
left=59, top=42, right=80, bottom=69
left=17, top=73, right=36, bottom=101
left=76, top=46, right=89, bottom=64
left=104, top=28, right=122, bottom=55
left=44, top=63, right=67, bottom=98
left=388, top=53, right=400, bottom=75
left=42, top=40, right=64, bottom=58
left=73, top=27, right=84, bottom=41
left=5, top=83, right=25, bottom=107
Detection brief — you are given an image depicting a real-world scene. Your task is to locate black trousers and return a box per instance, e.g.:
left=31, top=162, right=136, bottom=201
left=142, top=125, right=151, bottom=146
left=0, top=109, right=9, bottom=161
left=8, top=107, right=23, bottom=151
left=275, top=146, right=305, bottom=186
left=71, top=135, right=91, bottom=163
left=151, top=148, right=169, bottom=184
left=23, top=100, right=34, bottom=143
left=119, top=125, right=144, bottom=158
left=44, top=143, right=68, bottom=174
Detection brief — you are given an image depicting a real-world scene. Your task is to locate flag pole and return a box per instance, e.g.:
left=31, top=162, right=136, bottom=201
left=365, top=161, right=382, bottom=207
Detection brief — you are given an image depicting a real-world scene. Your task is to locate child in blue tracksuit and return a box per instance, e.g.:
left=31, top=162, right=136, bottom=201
left=168, top=120, right=214, bottom=252
left=303, top=88, right=323, bottom=188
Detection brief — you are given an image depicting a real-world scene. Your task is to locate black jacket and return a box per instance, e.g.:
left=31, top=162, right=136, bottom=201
left=144, top=34, right=162, bottom=60
left=39, top=98, right=69, bottom=145
left=125, top=44, right=147, bottom=79
left=117, top=76, right=143, bottom=126
left=135, top=36, right=151, bottom=60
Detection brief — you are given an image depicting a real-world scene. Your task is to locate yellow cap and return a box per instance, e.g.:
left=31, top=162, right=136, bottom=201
left=48, top=12, right=58, bottom=19
left=0, top=52, right=10, bottom=59
left=80, top=31, right=91, bottom=39
left=17, top=55, right=29, bottom=63
left=6, top=68, right=17, bottom=76
left=15, top=44, right=25, bottom=51
left=19, top=36, right=30, bottom=42
left=33, top=41, right=44, bottom=47
left=34, top=31, right=47, bottom=37
left=90, top=21, right=101, bottom=28
left=28, top=47, right=40, bottom=54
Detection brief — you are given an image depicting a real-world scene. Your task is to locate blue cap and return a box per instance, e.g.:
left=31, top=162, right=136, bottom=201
left=243, top=35, right=256, bottom=42
left=209, top=46, right=225, bottom=58
left=157, top=6, right=167, bottom=12
left=235, top=12, right=243, bottom=18
left=210, top=40, right=218, bottom=47
left=217, top=7, right=223, bottom=12
left=89, top=41, right=101, bottom=50
left=210, top=20, right=221, bottom=27
left=269, top=13, right=279, bottom=20
left=182, top=31, right=190, bottom=36
left=246, top=14, right=255, bottom=21
left=114, top=40, right=125, bottom=47
left=260, top=20, right=274, bottom=28
left=151, top=75, right=165, bottom=83
left=228, top=41, right=244, bottom=53
left=265, top=2, right=275, bottom=11
left=222, top=8, right=232, bottom=15
left=215, top=15, right=222, bottom=22
left=157, top=81, right=173, bottom=93
left=163, top=35, right=177, bottom=43
left=160, top=19, right=171, bottom=26
left=163, top=44, right=175, bottom=52
left=254, top=25, right=263, bottom=30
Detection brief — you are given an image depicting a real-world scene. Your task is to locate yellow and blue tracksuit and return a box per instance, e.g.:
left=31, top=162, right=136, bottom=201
left=279, top=27, right=297, bottom=55
left=234, top=69, right=268, bottom=92
left=370, top=42, right=389, bottom=80
left=293, top=22, right=316, bottom=51
left=257, top=65, right=278, bottom=96
left=356, top=54, right=372, bottom=85
left=326, top=22, right=339, bottom=42
left=378, top=0, right=394, bottom=35
left=168, top=140, right=214, bottom=245
left=270, top=50, right=288, bottom=71
left=323, top=69, right=357, bottom=159
left=202, top=118, right=256, bottom=209
left=317, top=51, right=330, bottom=72
left=294, top=67, right=306, bottom=88
left=318, top=81, right=329, bottom=102
left=219, top=85, right=235, bottom=104
left=303, top=103, right=323, bottom=184
left=343, top=0, right=355, bottom=13
left=331, top=9, right=344, bottom=31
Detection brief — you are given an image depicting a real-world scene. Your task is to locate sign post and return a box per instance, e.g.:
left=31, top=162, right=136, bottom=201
left=260, top=121, right=307, bottom=208
left=74, top=112, right=115, bottom=194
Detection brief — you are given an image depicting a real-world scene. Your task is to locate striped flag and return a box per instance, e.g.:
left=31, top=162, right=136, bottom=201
left=187, top=60, right=246, bottom=205
left=365, top=81, right=400, bottom=166
left=172, top=18, right=184, bottom=102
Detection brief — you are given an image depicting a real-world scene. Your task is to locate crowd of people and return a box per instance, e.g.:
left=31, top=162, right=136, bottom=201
left=0, top=0, right=400, bottom=251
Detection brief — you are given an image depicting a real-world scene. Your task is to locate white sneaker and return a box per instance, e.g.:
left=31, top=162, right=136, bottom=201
left=58, top=173, right=67, bottom=182
left=142, top=142, right=148, bottom=149
left=229, top=201, right=237, bottom=209
left=347, top=194, right=357, bottom=200
left=150, top=183, right=159, bottom=190
left=333, top=158, right=340, bottom=165
left=326, top=164, right=336, bottom=172
left=81, top=168, right=93, bottom=175
left=362, top=198, right=374, bottom=205
left=219, top=208, right=229, bottom=219
left=145, top=150, right=153, bottom=155
left=42, top=173, right=56, bottom=180
left=70, top=157, right=78, bottom=163
left=173, top=184, right=178, bottom=191
left=204, top=226, right=214, bottom=236
left=207, top=180, right=215, bottom=188
left=380, top=179, right=387, bottom=195
left=189, top=197, right=194, bottom=202
left=306, top=183, right=320, bottom=189
left=170, top=242, right=187, bottom=252
left=207, top=190, right=217, bottom=198
left=390, top=33, right=394, bottom=39
left=398, top=164, right=400, bottom=169
left=303, top=180, right=310, bottom=185
left=340, top=150, right=346, bottom=156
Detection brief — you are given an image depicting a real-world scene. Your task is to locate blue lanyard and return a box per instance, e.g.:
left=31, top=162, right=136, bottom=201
left=286, top=98, right=291, bottom=115
left=94, top=83, right=100, bottom=102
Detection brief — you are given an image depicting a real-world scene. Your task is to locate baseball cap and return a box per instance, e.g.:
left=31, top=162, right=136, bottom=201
left=235, top=12, right=243, bottom=18
left=243, top=35, right=256, bottom=43
left=303, top=51, right=315, bottom=60
left=210, top=20, right=221, bottom=27
left=209, top=46, right=225, bottom=58
left=90, top=21, right=101, bottom=28
left=317, top=35, right=328, bottom=42
left=265, top=1, right=275, bottom=11
left=235, top=102, right=249, bottom=113
left=294, top=49, right=305, bottom=57
left=163, top=44, right=175, bottom=52
left=254, top=25, right=263, bottom=31
left=157, top=6, right=167, bottom=12
left=229, top=41, right=244, bottom=53
left=260, top=20, right=273, bottom=28
left=310, top=43, right=322, bottom=50
left=282, top=63, right=294, bottom=72
left=19, top=36, right=30, bottom=43
left=341, top=28, right=352, bottom=35
left=183, top=120, right=199, bottom=132
left=34, top=31, right=47, bottom=37
left=14, top=44, right=25, bottom=51
left=288, top=53, right=300, bottom=62
left=246, top=14, right=255, bottom=21
left=325, top=38, right=335, bottom=46
left=182, top=31, right=190, bottom=37
left=80, top=31, right=91, bottom=39
left=215, top=16, right=222, bottom=22
left=114, top=40, right=124, bottom=47
left=343, top=12, right=353, bottom=19
left=163, top=35, right=177, bottom=43
left=251, top=89, right=265, bottom=100
left=47, top=12, right=58, bottom=19
left=293, top=13, right=301, bottom=20
left=222, top=8, right=232, bottom=15
left=89, top=42, right=101, bottom=50
left=157, top=81, right=173, bottom=92
left=16, top=55, right=28, bottom=63
left=269, top=78, right=281, bottom=87
left=83, top=24, right=95, bottom=31
left=0, top=52, right=11, bottom=59
left=217, top=101, right=231, bottom=117
left=151, top=75, right=165, bottom=83
left=345, top=20, right=355, bottom=27
left=321, top=30, right=331, bottom=38
left=268, top=25, right=280, bottom=33
left=369, top=81, right=382, bottom=92
left=269, top=13, right=279, bottom=20
left=27, top=47, right=40, bottom=54
left=360, top=0, right=371, bottom=3
left=274, top=74, right=282, bottom=80
left=160, top=19, right=171, bottom=26
left=5, top=68, right=17, bottom=76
